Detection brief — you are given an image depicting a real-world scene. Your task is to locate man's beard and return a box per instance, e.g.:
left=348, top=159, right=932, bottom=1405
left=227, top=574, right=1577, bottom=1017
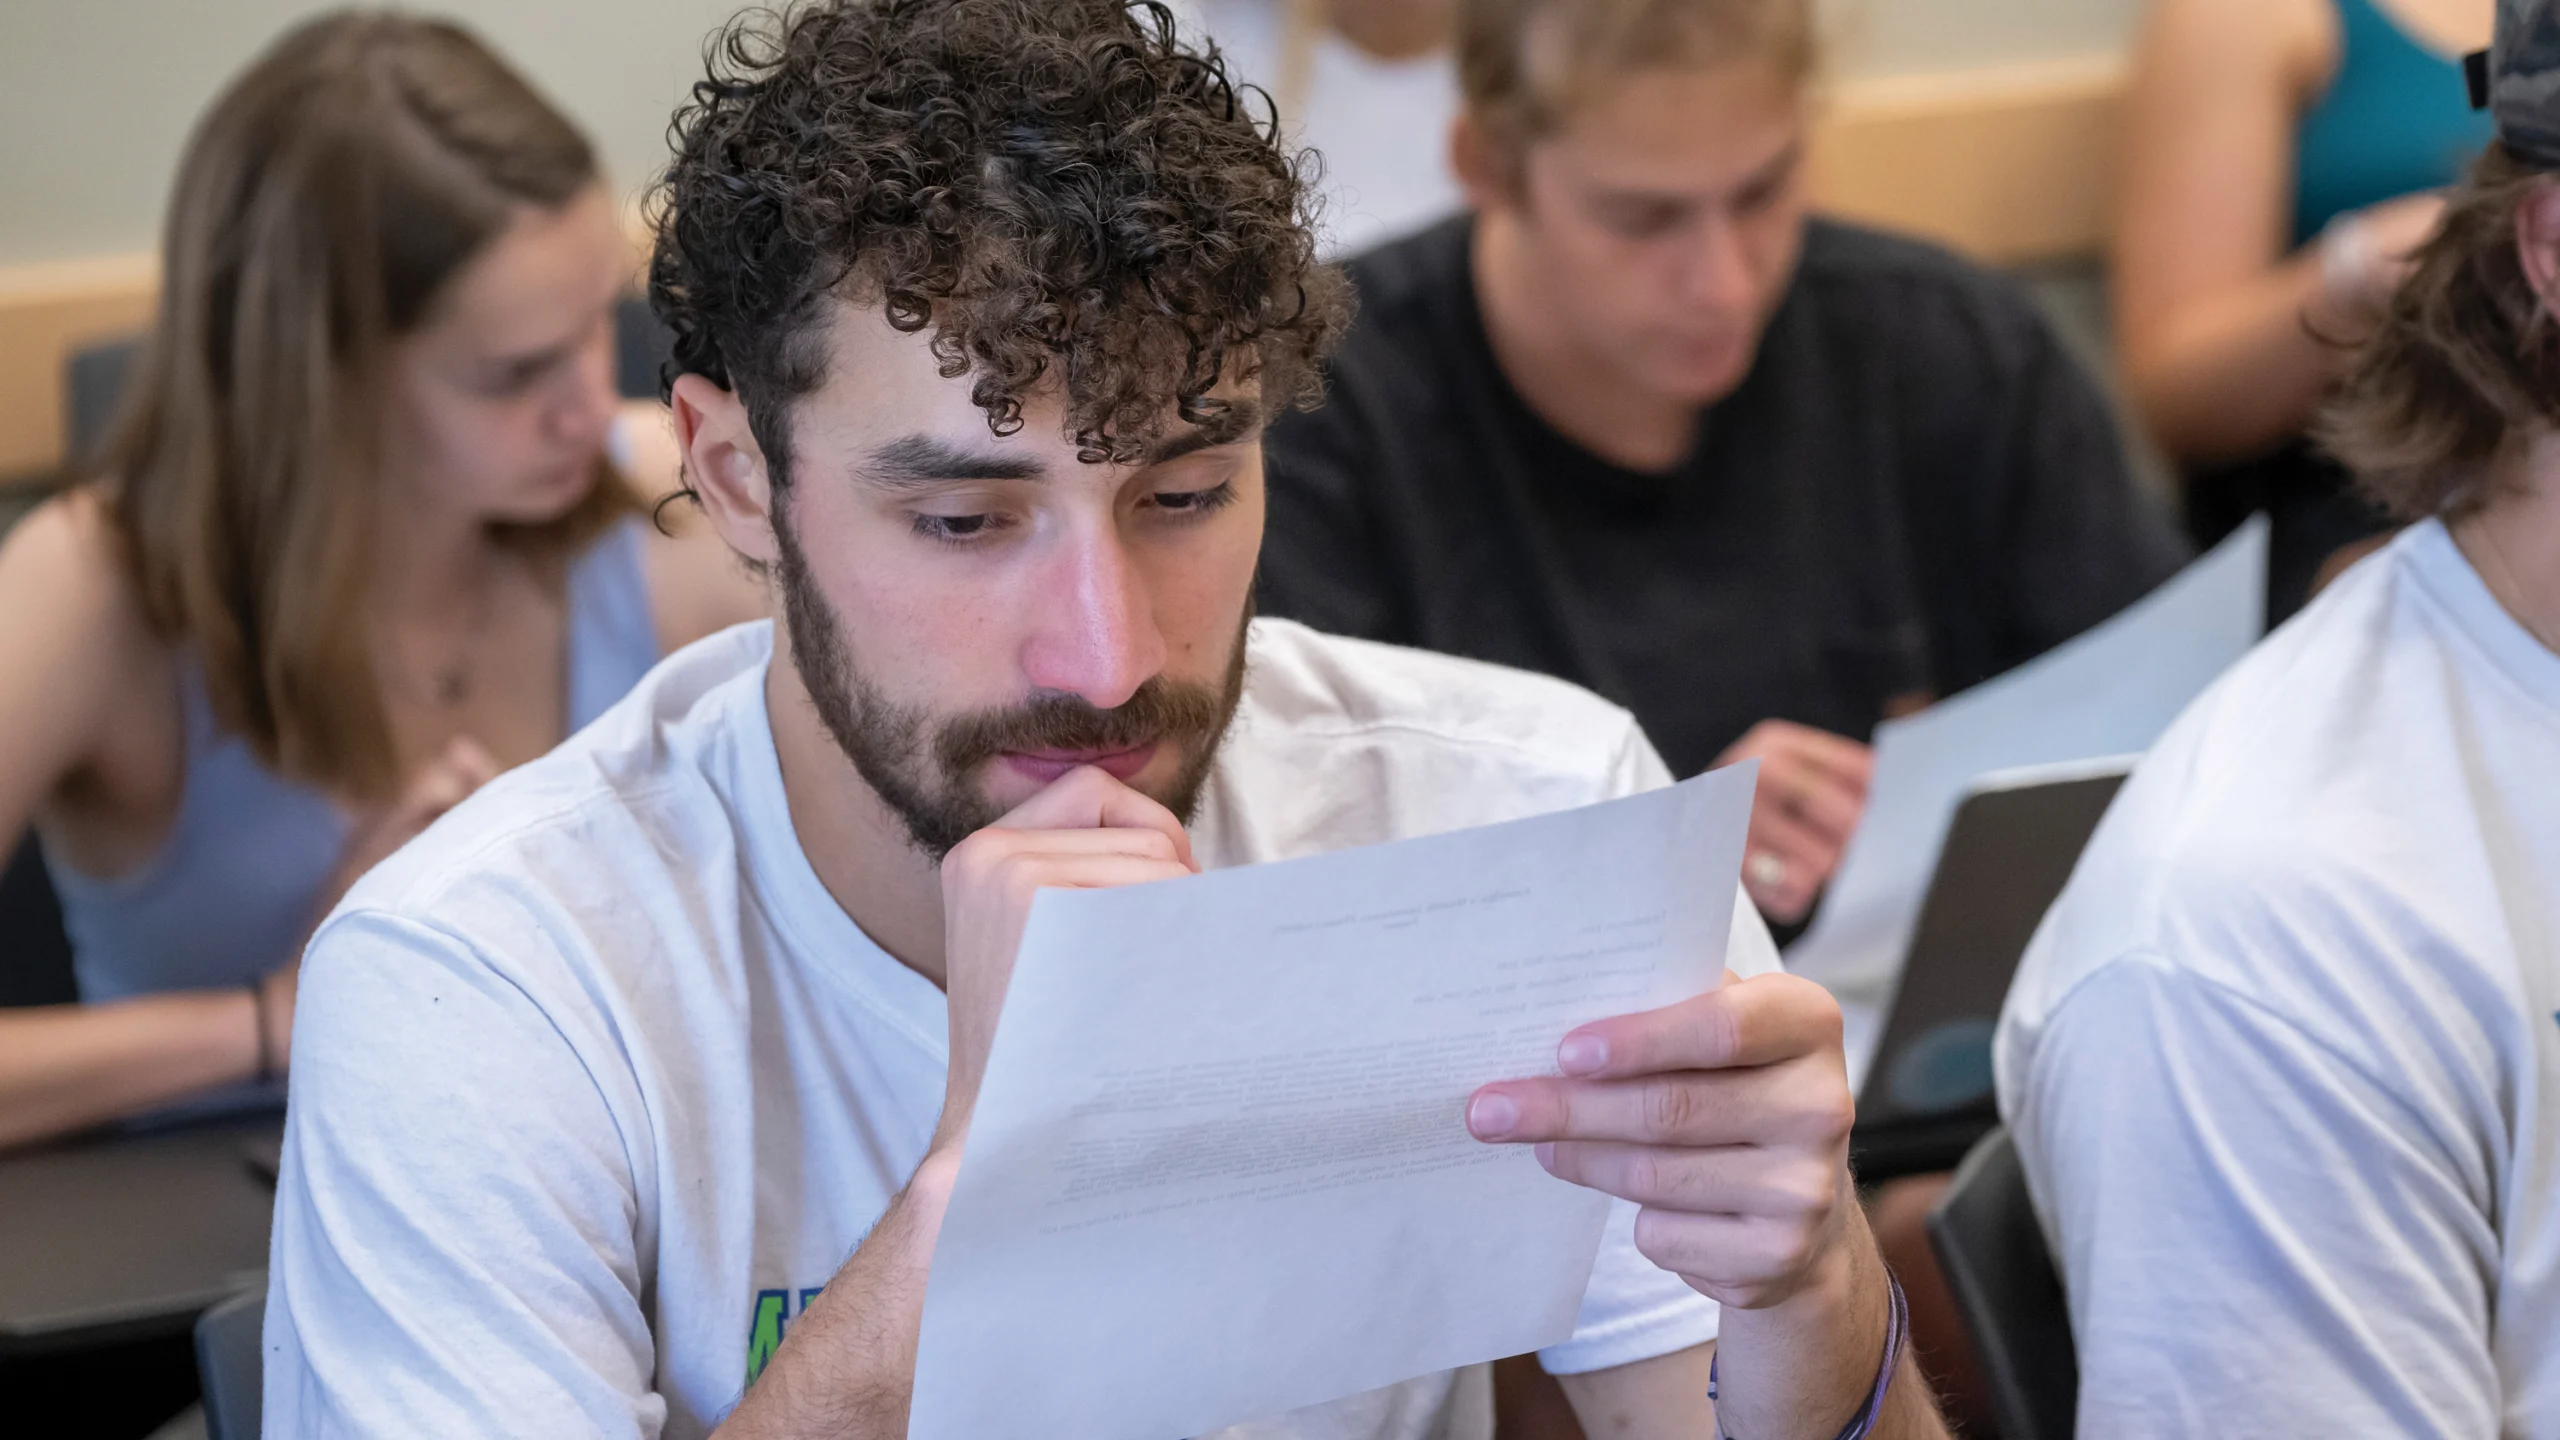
left=772, top=510, right=1248, bottom=860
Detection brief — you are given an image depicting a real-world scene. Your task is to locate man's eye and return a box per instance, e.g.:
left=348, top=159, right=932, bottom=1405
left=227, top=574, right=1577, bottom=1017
left=1150, top=482, right=1237, bottom=516
left=912, top=512, right=1002, bottom=543
left=1605, top=205, right=1683, bottom=239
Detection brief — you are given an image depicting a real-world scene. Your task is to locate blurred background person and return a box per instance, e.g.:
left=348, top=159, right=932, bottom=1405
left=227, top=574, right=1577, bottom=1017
left=1183, top=0, right=1464, bottom=255
left=2002, top=17, right=2560, bottom=1427
left=0, top=11, right=759, bottom=1151
left=1257, top=0, right=2187, bottom=939
left=2113, top=0, right=2492, bottom=620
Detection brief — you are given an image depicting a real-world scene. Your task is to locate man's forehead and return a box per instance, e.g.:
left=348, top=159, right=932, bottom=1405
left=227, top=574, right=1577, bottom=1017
left=1536, top=63, right=1805, bottom=184
left=805, top=296, right=1267, bottom=465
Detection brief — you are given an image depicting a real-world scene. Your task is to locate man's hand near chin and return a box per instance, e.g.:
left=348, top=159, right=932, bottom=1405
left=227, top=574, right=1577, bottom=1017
left=1466, top=974, right=1948, bottom=1440
left=931, top=765, right=1201, bottom=1146
left=716, top=765, right=1196, bottom=1439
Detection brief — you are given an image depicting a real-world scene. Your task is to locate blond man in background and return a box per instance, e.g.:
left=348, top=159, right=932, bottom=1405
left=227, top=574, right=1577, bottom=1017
left=1256, top=0, right=2189, bottom=949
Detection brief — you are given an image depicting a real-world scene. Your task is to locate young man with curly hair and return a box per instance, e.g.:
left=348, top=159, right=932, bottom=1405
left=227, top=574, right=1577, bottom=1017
left=1256, top=0, right=2190, bottom=955
left=261, top=4, right=1946, bottom=1437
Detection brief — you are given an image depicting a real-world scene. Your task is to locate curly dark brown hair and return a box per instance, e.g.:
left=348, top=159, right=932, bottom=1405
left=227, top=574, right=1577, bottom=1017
left=648, top=0, right=1350, bottom=476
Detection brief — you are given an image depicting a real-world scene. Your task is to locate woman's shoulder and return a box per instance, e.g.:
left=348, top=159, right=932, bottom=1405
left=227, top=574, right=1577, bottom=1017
left=0, top=489, right=167, bottom=666
left=0, top=488, right=184, bottom=815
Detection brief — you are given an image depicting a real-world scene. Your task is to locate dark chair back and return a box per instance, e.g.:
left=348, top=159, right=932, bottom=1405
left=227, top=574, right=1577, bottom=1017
left=67, top=337, right=142, bottom=467
left=0, top=832, right=76, bottom=1007
left=194, top=1288, right=265, bottom=1440
left=1926, top=1127, right=2078, bottom=1440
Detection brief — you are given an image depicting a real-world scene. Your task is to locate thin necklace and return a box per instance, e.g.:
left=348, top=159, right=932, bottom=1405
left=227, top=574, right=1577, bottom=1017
left=393, top=560, right=499, bottom=709
left=2470, top=518, right=2560, bottom=655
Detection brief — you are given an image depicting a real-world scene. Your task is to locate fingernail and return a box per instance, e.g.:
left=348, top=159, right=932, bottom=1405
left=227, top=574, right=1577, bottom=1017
left=1467, top=1091, right=1519, bottom=1139
left=1557, top=1032, right=1608, bottom=1075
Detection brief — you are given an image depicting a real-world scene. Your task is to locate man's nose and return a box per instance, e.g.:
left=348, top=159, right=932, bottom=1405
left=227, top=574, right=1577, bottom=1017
left=1678, top=212, right=1756, bottom=313
left=1019, top=523, right=1166, bottom=710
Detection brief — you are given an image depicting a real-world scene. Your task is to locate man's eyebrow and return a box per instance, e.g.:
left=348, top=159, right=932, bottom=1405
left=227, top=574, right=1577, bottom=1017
left=1739, top=138, right=1806, bottom=194
left=1591, top=139, right=1804, bottom=211
left=1148, top=398, right=1267, bottom=465
left=859, top=434, right=1048, bottom=488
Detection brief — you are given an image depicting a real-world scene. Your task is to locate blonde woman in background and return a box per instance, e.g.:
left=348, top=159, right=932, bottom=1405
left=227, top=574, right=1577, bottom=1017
left=2116, top=0, right=2493, bottom=619
left=0, top=11, right=761, bottom=1150
left=1184, top=0, right=1463, bottom=255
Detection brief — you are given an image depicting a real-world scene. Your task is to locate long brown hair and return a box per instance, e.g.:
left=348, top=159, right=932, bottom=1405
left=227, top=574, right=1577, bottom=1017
left=2319, top=143, right=2560, bottom=520
left=94, top=11, right=631, bottom=801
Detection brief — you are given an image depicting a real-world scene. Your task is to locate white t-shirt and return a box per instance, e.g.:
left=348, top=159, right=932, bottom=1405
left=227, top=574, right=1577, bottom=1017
left=1180, top=0, right=1464, bottom=258
left=264, top=617, right=1773, bottom=1439
left=1996, top=521, right=2560, bottom=1437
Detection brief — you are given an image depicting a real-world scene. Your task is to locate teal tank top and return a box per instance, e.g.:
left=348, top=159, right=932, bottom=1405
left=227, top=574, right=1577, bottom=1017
left=47, top=519, right=662, bottom=1005
left=2292, top=0, right=2496, bottom=244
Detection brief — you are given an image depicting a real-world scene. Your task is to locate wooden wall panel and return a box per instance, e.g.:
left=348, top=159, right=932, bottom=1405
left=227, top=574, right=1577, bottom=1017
left=1807, top=55, right=2126, bottom=266
left=0, top=58, right=2127, bottom=481
left=0, top=254, right=157, bottom=481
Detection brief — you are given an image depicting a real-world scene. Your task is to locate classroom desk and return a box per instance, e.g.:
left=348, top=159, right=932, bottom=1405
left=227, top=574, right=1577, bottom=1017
left=0, top=1110, right=279, bottom=1357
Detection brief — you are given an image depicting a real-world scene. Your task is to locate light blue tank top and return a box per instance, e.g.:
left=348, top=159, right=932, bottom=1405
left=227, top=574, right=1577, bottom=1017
left=49, top=520, right=660, bottom=1003
left=2292, top=0, right=2496, bottom=244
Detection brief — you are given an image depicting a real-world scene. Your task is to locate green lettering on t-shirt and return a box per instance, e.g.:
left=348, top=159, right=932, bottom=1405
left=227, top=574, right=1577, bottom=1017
left=745, top=1289, right=791, bottom=1387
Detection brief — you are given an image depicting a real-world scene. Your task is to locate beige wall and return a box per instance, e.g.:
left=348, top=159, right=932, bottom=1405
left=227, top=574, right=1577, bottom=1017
left=1823, top=0, right=2143, bottom=78
left=0, top=0, right=741, bottom=268
left=0, top=0, right=2146, bottom=268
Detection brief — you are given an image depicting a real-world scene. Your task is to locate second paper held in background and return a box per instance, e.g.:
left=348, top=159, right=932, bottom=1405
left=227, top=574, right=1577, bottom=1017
left=909, top=761, right=1760, bottom=1440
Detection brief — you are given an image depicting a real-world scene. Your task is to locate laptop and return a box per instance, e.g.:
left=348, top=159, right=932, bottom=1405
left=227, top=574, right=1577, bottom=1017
left=1846, top=757, right=2133, bottom=1183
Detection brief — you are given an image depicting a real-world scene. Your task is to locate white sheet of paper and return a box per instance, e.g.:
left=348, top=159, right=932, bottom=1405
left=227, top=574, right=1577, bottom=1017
left=1786, top=516, right=2269, bottom=1082
left=908, top=764, right=1758, bottom=1440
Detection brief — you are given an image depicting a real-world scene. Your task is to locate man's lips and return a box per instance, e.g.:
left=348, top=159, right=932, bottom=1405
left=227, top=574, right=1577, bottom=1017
left=997, top=741, right=1160, bottom=784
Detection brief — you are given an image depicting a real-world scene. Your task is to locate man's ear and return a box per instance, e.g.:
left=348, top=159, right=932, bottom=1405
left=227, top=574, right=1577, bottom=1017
left=2515, top=181, right=2560, bottom=317
left=1449, top=110, right=1522, bottom=216
left=670, top=372, right=781, bottom=570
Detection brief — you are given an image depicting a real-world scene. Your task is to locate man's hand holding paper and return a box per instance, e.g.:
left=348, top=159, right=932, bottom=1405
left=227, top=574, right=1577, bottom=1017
left=893, top=759, right=1917, bottom=1440
left=1465, top=969, right=1855, bottom=1314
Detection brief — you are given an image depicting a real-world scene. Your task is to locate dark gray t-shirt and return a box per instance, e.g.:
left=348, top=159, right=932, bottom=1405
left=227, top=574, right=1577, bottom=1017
left=1259, top=215, right=2191, bottom=780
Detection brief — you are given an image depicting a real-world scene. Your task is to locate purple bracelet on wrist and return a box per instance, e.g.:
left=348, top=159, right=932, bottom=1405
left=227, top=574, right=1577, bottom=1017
left=1704, top=1267, right=1909, bottom=1440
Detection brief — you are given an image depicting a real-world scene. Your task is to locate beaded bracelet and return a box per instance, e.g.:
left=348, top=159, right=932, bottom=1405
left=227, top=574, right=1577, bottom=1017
left=1704, top=1267, right=1909, bottom=1440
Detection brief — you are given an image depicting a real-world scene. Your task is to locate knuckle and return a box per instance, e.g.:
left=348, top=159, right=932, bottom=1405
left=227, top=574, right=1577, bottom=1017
left=1816, top=1089, right=1856, bottom=1146
left=1629, top=1206, right=1679, bottom=1270
left=1541, top=1140, right=1587, bottom=1184
left=1704, top=995, right=1744, bottom=1065
left=1618, top=1147, right=1667, bottom=1203
left=1642, top=1080, right=1699, bottom=1138
left=942, top=835, right=994, bottom=881
left=1779, top=1164, right=1837, bottom=1220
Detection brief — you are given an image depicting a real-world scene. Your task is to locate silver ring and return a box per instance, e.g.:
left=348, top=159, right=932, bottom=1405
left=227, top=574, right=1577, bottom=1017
left=1746, top=851, right=1788, bottom=890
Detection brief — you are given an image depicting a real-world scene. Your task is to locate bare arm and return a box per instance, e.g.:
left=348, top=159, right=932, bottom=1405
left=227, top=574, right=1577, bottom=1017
left=0, top=987, right=278, bottom=1150
left=2115, top=0, right=2350, bottom=464
left=715, top=768, right=1194, bottom=1435
left=0, top=495, right=282, bottom=1149
left=713, top=1152, right=958, bottom=1438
